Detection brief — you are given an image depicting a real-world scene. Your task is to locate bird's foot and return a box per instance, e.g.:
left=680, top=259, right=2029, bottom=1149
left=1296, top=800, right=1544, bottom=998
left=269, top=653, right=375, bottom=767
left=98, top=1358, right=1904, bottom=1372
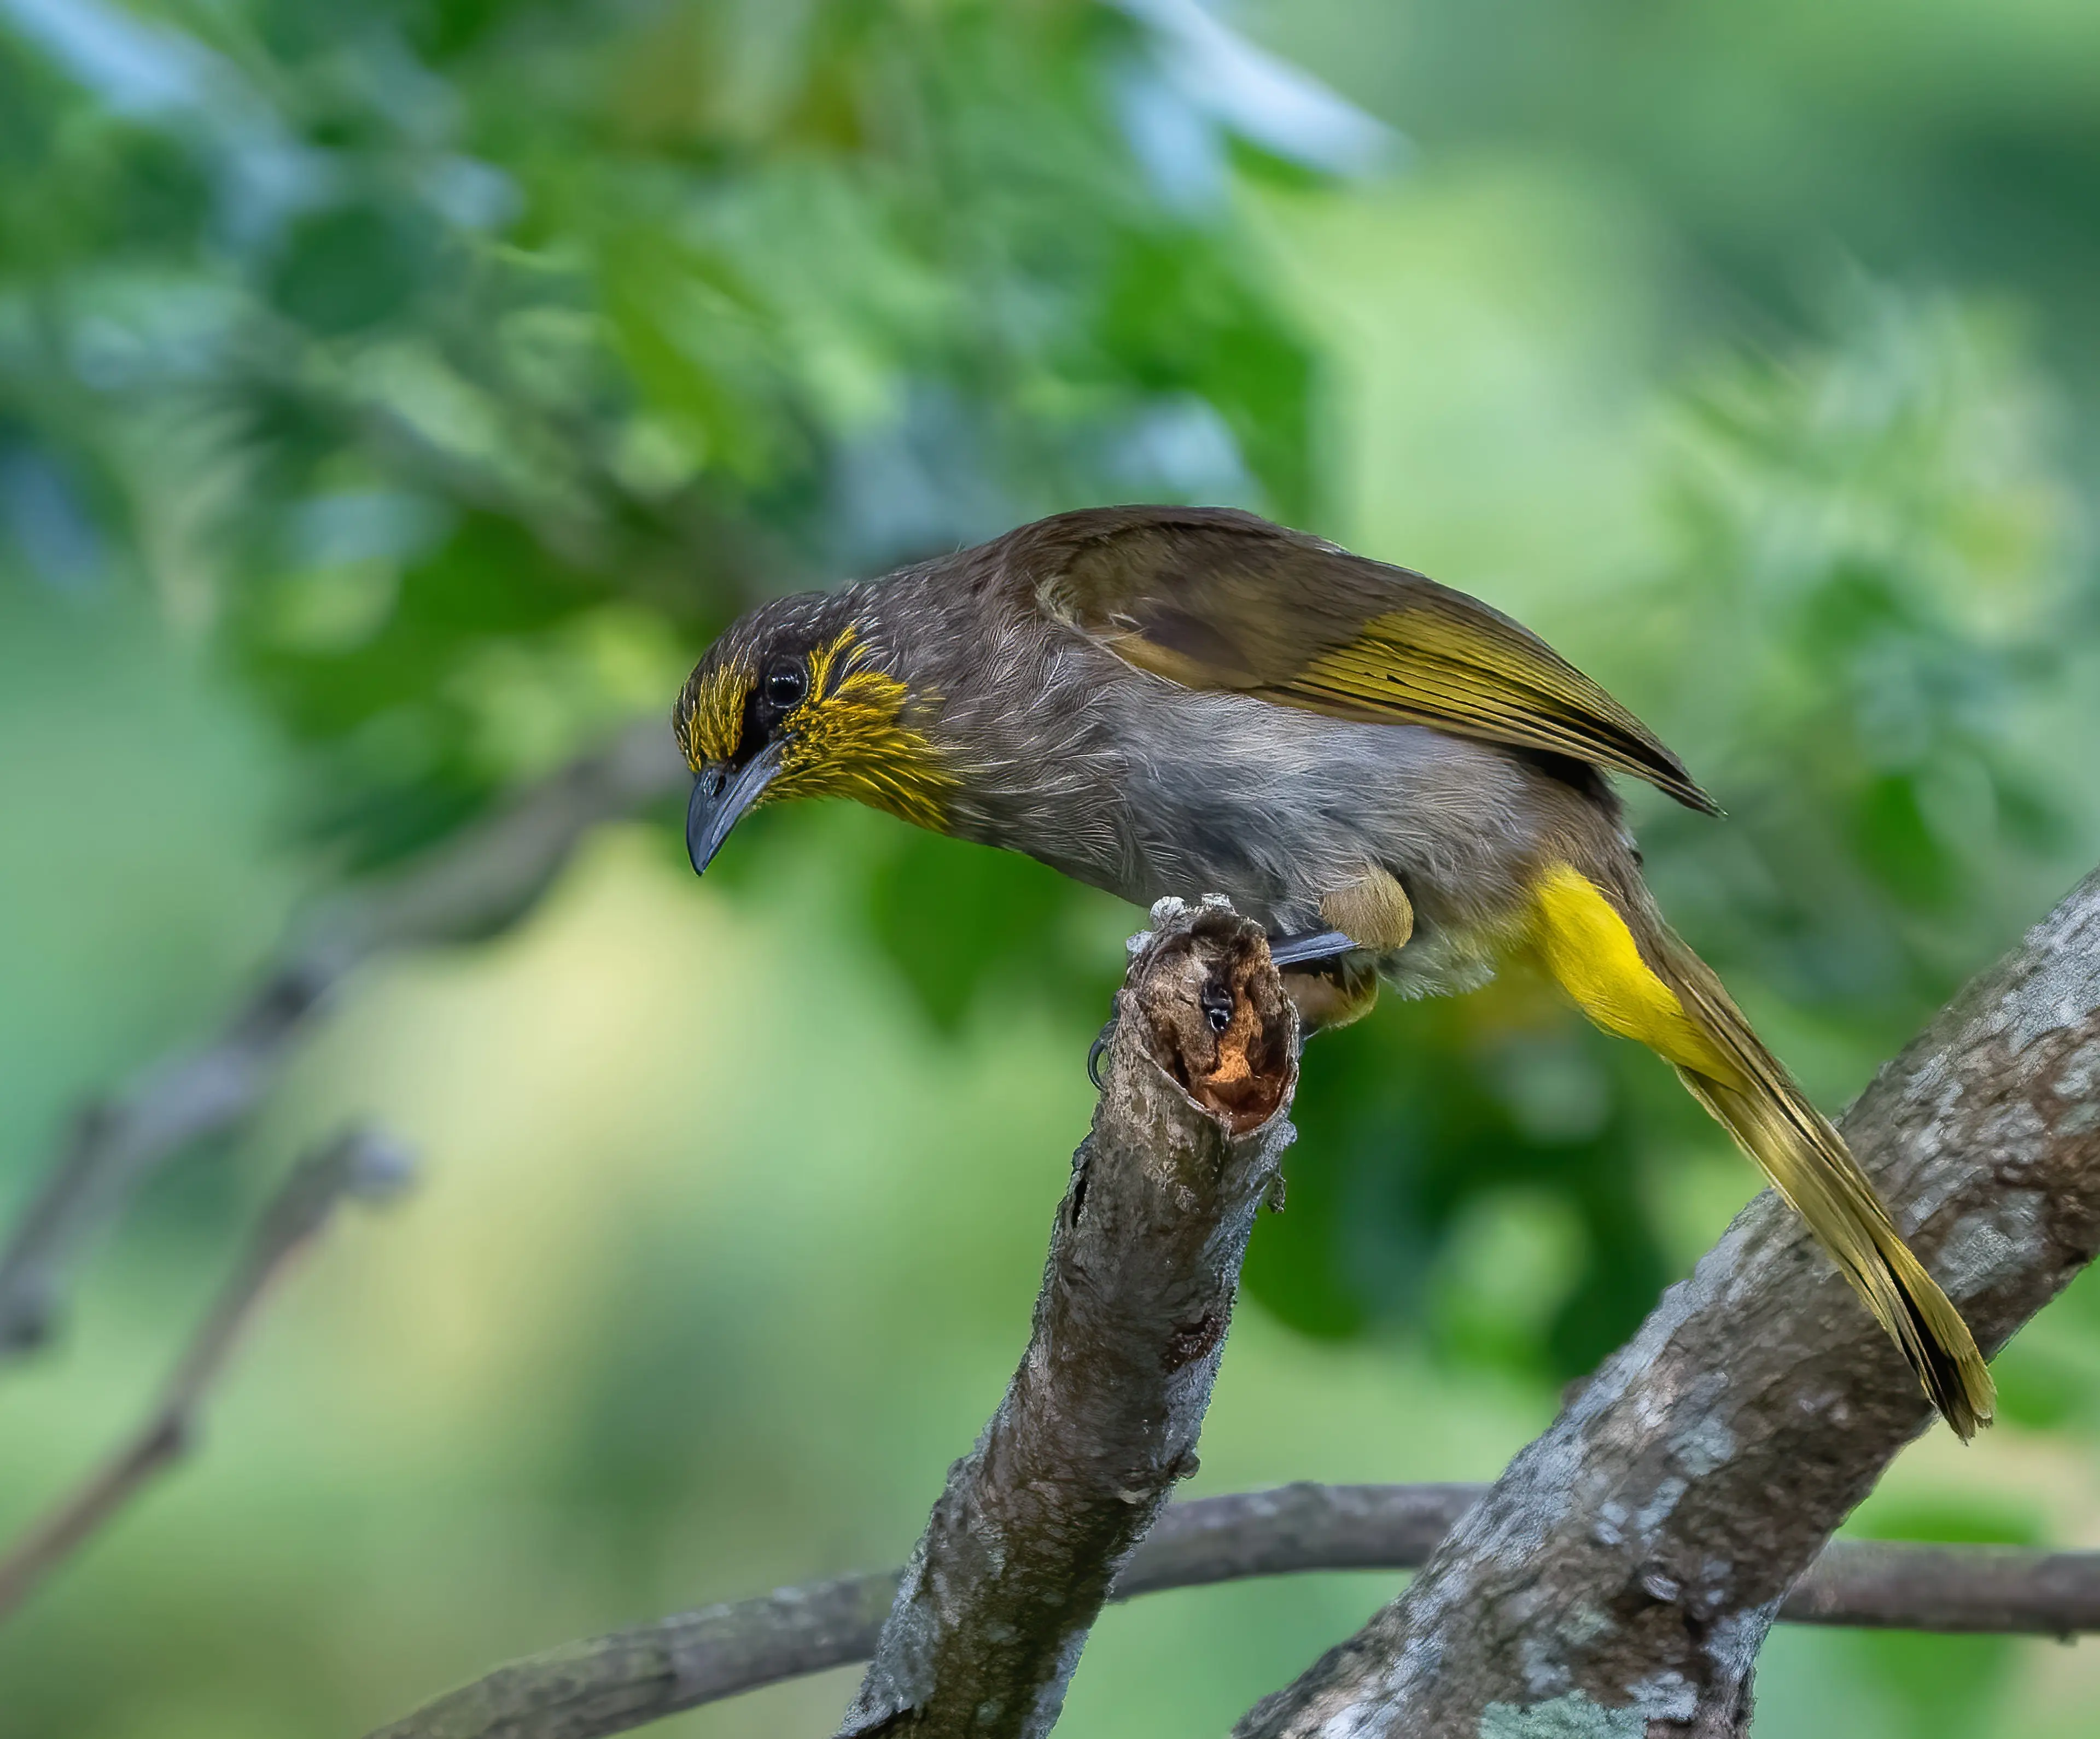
left=1096, top=909, right=1354, bottom=1077
left=1266, top=927, right=1357, bottom=968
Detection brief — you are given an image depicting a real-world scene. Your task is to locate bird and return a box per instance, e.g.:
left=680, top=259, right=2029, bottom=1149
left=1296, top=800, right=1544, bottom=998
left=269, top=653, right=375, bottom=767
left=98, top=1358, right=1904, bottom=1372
left=672, top=503, right=1993, bottom=1437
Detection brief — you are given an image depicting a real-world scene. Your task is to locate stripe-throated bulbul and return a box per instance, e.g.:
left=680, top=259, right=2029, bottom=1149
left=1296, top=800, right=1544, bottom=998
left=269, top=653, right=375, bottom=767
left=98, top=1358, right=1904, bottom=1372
left=673, top=504, right=1993, bottom=1436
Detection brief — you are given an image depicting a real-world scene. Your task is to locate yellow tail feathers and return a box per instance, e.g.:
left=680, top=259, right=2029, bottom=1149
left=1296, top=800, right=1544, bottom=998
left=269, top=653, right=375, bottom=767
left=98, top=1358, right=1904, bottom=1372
left=1529, top=863, right=1994, bottom=1438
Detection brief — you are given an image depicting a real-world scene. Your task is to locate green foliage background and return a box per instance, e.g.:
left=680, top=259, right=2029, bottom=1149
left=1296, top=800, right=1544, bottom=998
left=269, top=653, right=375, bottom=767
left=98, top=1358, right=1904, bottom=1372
left=2, top=2, right=2098, bottom=1734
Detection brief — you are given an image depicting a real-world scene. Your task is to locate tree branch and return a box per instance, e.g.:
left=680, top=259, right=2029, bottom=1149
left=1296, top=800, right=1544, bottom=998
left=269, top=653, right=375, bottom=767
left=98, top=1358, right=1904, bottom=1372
left=362, top=868, right=2100, bottom=1739
left=0, top=1124, right=415, bottom=1619
left=361, top=1481, right=2100, bottom=1739
left=0, top=725, right=679, bottom=1357
left=838, top=897, right=1300, bottom=1738
left=1781, top=1541, right=2100, bottom=1635
left=1234, top=865, right=2100, bottom=1739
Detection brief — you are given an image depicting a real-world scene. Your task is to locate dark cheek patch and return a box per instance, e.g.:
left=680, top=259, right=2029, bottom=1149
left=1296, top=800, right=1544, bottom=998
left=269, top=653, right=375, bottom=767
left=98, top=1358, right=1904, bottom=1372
left=735, top=687, right=767, bottom=766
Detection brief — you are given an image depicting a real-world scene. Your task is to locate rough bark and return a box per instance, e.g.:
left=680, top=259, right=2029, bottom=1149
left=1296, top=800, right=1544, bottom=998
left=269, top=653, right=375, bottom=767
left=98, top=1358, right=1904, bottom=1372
left=837, top=898, right=1299, bottom=1738
left=1235, top=867, right=2100, bottom=1739
left=361, top=1484, right=2100, bottom=1739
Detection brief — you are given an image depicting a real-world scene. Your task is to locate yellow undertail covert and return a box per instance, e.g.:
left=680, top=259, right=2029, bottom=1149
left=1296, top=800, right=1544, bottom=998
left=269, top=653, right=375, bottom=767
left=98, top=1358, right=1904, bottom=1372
left=1527, top=862, right=1735, bottom=1083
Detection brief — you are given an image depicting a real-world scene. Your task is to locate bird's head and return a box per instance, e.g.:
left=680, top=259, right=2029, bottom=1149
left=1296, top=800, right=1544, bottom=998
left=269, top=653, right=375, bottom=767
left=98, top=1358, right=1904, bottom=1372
left=673, top=591, right=952, bottom=876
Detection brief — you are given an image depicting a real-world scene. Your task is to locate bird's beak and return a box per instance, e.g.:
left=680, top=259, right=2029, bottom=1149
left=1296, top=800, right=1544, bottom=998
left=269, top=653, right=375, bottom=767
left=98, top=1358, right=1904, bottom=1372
left=686, top=740, right=785, bottom=876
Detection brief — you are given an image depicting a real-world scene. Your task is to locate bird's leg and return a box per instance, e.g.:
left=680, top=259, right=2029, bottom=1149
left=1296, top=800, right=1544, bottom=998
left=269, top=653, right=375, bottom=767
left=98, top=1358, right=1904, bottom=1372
left=1092, top=888, right=1393, bottom=1079
left=1265, top=928, right=1357, bottom=967
left=1279, top=874, right=1407, bottom=1037
left=1268, top=867, right=1415, bottom=968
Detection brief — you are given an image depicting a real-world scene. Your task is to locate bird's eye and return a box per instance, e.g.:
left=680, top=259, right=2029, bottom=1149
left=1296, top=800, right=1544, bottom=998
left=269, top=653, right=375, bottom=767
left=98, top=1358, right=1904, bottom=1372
left=763, top=660, right=808, bottom=709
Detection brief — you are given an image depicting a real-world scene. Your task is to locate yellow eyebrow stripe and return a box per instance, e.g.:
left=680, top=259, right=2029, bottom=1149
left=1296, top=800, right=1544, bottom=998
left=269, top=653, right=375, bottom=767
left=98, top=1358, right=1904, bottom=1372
left=682, top=656, right=755, bottom=767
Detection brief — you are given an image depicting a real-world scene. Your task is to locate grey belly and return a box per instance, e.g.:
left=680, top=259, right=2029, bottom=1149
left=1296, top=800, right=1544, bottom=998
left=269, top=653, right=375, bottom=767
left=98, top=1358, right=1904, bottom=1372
left=1083, top=688, right=1557, bottom=999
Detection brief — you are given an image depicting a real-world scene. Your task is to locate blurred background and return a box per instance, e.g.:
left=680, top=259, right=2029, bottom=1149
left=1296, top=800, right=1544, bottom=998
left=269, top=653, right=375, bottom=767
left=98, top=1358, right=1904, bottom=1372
left=2, top=1, right=2098, bottom=1734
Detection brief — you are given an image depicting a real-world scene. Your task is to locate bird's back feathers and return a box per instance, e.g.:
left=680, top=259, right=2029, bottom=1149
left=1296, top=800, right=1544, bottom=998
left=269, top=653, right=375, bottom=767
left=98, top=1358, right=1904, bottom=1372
left=1012, top=506, right=1718, bottom=814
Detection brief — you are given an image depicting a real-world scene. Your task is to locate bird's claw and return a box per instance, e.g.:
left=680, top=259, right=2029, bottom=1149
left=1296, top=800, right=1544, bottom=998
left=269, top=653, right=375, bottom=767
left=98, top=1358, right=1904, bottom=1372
left=1088, top=1018, right=1116, bottom=1089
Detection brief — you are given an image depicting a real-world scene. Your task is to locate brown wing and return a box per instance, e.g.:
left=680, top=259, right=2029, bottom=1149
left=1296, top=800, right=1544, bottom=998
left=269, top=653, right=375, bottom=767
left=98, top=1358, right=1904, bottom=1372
left=1014, top=505, right=1717, bottom=815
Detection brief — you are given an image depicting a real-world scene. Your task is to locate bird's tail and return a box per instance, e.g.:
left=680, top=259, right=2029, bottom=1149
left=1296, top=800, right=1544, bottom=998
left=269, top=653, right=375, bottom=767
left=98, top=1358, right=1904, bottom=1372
left=1526, top=861, right=1994, bottom=1438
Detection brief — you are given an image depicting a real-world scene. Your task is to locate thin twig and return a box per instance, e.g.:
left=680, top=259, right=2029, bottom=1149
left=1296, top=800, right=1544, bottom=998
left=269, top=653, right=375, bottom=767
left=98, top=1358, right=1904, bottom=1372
left=0, top=1125, right=415, bottom=1620
left=361, top=1481, right=2100, bottom=1739
left=0, top=724, right=679, bottom=1358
